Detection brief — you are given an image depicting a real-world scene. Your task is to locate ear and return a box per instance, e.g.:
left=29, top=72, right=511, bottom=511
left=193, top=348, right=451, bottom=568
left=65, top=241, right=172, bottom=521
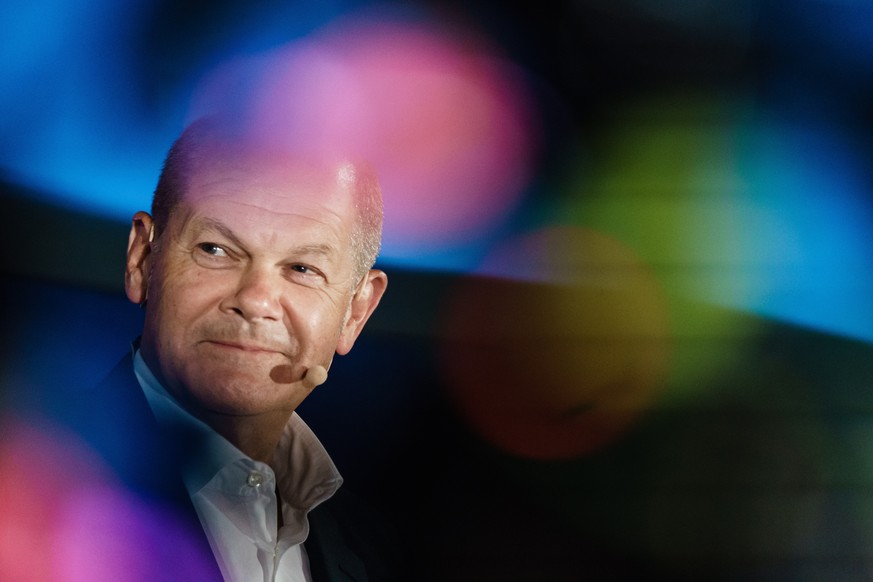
left=336, top=269, right=388, bottom=355
left=125, top=211, right=155, bottom=305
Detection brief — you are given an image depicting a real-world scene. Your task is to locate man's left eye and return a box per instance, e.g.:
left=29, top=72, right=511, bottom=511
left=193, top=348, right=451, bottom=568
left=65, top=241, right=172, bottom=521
left=287, top=264, right=327, bottom=283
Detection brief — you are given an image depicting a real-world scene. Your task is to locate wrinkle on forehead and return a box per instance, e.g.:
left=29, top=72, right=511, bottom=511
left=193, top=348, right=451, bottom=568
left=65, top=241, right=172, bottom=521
left=194, top=137, right=355, bottom=185
left=191, top=192, right=348, bottom=223
left=183, top=147, right=358, bottom=218
left=176, top=198, right=350, bottom=258
left=172, top=115, right=368, bottom=203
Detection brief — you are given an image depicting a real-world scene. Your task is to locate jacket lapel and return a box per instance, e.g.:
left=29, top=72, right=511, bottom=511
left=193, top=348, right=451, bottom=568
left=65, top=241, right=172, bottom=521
left=68, top=353, right=380, bottom=582
left=306, top=498, right=369, bottom=582
left=63, top=353, right=224, bottom=581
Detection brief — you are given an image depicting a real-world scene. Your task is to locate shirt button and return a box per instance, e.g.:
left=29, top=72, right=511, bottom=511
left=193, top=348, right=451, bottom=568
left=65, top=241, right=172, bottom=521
left=247, top=471, right=264, bottom=488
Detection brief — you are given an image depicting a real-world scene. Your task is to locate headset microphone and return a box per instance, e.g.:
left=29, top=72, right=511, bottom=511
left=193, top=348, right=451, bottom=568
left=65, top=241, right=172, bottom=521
left=302, top=365, right=328, bottom=390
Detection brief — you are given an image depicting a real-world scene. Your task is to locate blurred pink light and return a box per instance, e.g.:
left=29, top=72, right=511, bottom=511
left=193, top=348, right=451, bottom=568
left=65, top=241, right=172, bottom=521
left=191, top=16, right=539, bottom=253
left=0, top=416, right=214, bottom=581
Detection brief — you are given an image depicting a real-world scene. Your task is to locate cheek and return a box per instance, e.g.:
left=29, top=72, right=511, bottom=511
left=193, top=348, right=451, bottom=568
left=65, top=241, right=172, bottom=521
left=152, top=268, right=228, bottom=334
left=286, top=293, right=349, bottom=350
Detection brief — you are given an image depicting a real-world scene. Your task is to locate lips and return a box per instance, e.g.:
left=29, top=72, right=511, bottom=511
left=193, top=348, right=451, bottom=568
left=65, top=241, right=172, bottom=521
left=203, top=340, right=284, bottom=355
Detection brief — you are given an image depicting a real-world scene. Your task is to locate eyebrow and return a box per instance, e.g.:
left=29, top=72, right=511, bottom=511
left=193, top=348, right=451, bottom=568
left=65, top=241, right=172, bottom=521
left=291, top=243, right=335, bottom=259
left=191, top=217, right=338, bottom=260
left=190, top=217, right=246, bottom=249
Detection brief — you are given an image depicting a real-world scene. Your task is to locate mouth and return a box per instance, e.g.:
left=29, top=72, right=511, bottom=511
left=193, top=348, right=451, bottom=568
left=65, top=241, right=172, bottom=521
left=203, top=340, right=284, bottom=355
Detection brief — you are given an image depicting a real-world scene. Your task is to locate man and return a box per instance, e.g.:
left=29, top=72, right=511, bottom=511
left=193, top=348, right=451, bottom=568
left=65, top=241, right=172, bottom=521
left=104, top=116, right=388, bottom=580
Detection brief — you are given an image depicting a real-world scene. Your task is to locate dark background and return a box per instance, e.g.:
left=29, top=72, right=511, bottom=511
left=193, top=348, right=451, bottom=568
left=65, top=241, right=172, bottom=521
left=5, top=1, right=873, bottom=579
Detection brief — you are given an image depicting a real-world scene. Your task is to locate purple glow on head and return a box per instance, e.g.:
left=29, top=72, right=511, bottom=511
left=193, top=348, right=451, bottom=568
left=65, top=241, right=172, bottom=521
left=190, top=16, right=539, bottom=258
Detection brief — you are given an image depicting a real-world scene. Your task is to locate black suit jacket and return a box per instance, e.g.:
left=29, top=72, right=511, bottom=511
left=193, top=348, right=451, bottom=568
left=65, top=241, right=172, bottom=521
left=58, top=353, right=392, bottom=582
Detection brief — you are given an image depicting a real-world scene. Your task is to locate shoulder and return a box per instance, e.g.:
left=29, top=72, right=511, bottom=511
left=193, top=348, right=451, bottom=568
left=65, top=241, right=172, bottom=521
left=62, top=354, right=173, bottom=494
left=10, top=352, right=223, bottom=580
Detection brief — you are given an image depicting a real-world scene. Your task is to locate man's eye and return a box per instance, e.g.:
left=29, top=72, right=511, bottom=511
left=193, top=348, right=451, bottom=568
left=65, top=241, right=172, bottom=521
left=197, top=243, right=227, bottom=257
left=287, top=264, right=326, bottom=284
left=192, top=243, right=234, bottom=268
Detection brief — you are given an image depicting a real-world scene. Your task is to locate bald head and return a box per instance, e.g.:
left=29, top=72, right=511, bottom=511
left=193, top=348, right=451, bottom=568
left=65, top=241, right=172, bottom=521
left=151, top=117, right=383, bottom=278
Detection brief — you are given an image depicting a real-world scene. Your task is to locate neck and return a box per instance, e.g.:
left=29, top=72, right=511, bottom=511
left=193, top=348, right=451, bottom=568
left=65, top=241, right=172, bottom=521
left=196, top=409, right=292, bottom=466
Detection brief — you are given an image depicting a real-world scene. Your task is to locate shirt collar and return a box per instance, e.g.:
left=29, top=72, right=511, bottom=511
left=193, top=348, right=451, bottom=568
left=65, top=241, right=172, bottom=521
left=132, top=349, right=342, bottom=509
left=273, top=414, right=343, bottom=511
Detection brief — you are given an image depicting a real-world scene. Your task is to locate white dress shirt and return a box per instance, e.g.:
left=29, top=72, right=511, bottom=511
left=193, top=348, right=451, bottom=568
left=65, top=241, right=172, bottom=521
left=133, top=350, right=343, bottom=582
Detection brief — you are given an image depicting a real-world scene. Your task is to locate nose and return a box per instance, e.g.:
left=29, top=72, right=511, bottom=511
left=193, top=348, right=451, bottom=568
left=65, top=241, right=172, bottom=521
left=220, top=266, right=284, bottom=323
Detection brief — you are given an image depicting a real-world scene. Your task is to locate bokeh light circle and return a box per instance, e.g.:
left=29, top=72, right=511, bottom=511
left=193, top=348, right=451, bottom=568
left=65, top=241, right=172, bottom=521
left=190, top=16, right=539, bottom=256
left=440, top=226, right=671, bottom=459
left=0, top=416, right=216, bottom=580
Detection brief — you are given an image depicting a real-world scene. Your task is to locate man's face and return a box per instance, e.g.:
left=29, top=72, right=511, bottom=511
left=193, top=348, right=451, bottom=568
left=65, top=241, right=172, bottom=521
left=129, top=151, right=378, bottom=418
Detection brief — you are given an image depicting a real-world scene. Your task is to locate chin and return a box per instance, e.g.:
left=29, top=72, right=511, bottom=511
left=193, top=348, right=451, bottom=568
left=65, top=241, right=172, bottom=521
left=199, top=393, right=292, bottom=418
left=183, top=373, right=295, bottom=417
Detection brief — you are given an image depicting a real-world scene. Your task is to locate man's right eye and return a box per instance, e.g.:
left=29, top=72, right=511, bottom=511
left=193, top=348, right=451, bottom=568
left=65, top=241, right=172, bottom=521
left=192, top=242, right=234, bottom=267
left=197, top=242, right=227, bottom=257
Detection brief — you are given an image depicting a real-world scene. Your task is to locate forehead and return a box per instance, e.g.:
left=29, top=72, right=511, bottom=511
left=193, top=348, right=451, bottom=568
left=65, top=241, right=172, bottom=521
left=182, top=144, right=357, bottom=216
left=166, top=147, right=362, bottom=276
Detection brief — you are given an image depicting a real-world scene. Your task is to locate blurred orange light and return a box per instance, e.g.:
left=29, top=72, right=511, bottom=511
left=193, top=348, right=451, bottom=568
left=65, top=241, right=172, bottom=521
left=440, top=227, right=671, bottom=459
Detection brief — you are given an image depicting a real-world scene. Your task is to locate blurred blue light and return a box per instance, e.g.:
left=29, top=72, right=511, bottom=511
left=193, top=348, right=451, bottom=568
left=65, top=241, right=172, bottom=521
left=784, top=0, right=873, bottom=65
left=732, top=115, right=873, bottom=342
left=0, top=0, right=373, bottom=220
left=0, top=0, right=175, bottom=216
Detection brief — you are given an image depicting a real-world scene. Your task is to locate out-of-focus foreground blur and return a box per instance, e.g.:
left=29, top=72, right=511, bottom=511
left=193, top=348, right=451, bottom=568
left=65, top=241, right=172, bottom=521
left=4, top=1, right=873, bottom=579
